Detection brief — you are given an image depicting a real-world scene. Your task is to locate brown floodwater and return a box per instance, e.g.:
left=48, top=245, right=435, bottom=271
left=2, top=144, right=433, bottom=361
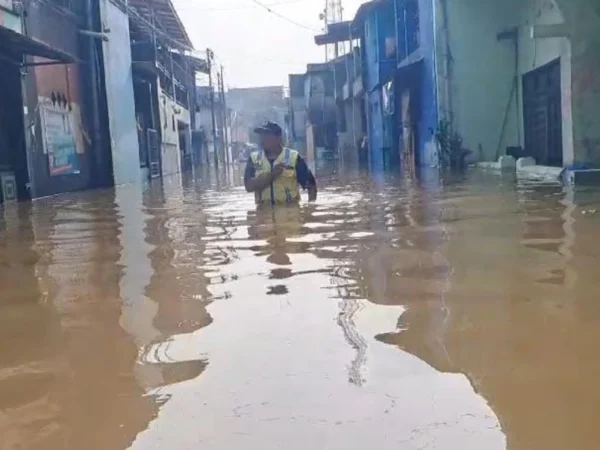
left=2, top=166, right=600, bottom=450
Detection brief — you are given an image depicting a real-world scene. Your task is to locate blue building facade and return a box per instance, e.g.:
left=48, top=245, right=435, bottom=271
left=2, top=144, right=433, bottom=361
left=355, top=0, right=438, bottom=171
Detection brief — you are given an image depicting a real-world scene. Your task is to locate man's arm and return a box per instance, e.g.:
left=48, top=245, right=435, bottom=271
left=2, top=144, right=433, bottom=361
left=244, top=157, right=283, bottom=193
left=295, top=156, right=317, bottom=201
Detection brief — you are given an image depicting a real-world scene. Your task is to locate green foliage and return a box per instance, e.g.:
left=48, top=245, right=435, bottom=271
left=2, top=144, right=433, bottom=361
left=435, top=120, right=471, bottom=170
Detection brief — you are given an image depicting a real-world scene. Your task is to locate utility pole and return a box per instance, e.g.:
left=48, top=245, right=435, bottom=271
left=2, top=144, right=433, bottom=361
left=219, top=66, right=230, bottom=165
left=207, top=48, right=219, bottom=168
left=216, top=70, right=224, bottom=165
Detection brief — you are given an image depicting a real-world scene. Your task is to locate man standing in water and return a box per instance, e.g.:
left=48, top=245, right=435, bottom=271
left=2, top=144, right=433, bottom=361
left=244, top=121, right=317, bottom=206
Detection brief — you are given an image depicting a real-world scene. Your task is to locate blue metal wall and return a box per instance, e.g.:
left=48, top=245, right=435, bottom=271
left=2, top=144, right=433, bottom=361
left=363, top=2, right=398, bottom=172
left=364, top=14, right=380, bottom=93
left=367, top=90, right=384, bottom=171
left=377, top=2, right=397, bottom=85
left=416, top=0, right=438, bottom=166
left=100, top=0, right=141, bottom=185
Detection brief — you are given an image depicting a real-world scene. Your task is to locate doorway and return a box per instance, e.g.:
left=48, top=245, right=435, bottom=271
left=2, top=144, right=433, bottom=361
left=0, top=58, right=29, bottom=203
left=178, top=121, right=191, bottom=171
left=523, top=59, right=563, bottom=167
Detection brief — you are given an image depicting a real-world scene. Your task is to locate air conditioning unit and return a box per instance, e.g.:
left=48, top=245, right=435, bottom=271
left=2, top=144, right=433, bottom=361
left=0, top=172, right=17, bottom=203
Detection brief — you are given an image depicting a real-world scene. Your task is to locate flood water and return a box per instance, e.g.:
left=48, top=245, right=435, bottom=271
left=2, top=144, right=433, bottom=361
left=2, top=166, right=600, bottom=450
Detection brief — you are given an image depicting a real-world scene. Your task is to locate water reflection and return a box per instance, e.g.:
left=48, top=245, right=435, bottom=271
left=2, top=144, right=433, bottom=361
left=2, top=168, right=600, bottom=449
left=1, top=193, right=155, bottom=450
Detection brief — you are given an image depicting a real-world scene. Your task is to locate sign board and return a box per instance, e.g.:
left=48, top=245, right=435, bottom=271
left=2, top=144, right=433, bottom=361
left=39, top=99, right=81, bottom=176
left=0, top=172, right=17, bottom=202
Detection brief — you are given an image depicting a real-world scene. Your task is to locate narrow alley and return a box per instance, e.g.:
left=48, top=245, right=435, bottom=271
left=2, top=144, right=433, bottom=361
left=2, top=0, right=600, bottom=449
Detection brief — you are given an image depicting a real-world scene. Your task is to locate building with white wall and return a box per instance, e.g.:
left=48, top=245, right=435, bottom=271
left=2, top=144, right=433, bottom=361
left=437, top=0, right=600, bottom=168
left=227, top=86, right=287, bottom=144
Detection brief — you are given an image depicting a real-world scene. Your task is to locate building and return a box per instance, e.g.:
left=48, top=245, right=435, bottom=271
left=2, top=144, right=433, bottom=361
left=128, top=0, right=207, bottom=179
left=438, top=0, right=600, bottom=169
left=194, top=85, right=231, bottom=166
left=314, top=0, right=600, bottom=173
left=0, top=0, right=206, bottom=206
left=227, top=86, right=287, bottom=145
left=288, top=64, right=338, bottom=163
left=313, top=0, right=438, bottom=172
left=0, top=0, right=115, bottom=204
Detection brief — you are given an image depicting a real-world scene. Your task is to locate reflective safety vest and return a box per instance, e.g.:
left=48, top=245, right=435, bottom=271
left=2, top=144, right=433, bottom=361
left=250, top=147, right=301, bottom=205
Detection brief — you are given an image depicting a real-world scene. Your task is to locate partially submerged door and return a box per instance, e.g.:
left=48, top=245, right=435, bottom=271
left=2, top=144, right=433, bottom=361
left=147, top=129, right=160, bottom=178
left=400, top=88, right=415, bottom=175
left=523, top=59, right=563, bottom=167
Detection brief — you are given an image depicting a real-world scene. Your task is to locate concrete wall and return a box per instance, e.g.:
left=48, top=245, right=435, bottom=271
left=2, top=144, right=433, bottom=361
left=440, top=0, right=573, bottom=164
left=338, top=99, right=364, bottom=164
left=158, top=87, right=184, bottom=176
left=100, top=0, right=141, bottom=184
left=554, top=0, right=600, bottom=166
left=439, top=0, right=520, bottom=162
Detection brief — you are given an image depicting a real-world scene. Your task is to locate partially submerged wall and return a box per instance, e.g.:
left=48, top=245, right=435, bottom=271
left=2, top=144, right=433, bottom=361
left=438, top=0, right=573, bottom=164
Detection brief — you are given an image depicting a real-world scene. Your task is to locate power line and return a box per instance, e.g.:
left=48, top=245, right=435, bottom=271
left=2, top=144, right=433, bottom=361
left=175, top=0, right=304, bottom=12
left=247, top=0, right=319, bottom=31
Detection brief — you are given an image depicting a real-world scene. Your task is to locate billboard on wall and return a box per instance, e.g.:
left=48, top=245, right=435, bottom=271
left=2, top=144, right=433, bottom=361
left=39, top=97, right=84, bottom=176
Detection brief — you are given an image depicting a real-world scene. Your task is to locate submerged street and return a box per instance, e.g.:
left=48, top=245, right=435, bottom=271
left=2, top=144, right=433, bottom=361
left=2, top=167, right=600, bottom=450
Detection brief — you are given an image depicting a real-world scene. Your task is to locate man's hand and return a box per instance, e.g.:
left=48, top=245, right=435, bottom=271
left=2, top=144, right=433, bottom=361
left=271, top=163, right=285, bottom=179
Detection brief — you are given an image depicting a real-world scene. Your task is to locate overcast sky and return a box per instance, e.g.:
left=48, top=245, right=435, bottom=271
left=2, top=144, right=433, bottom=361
left=172, top=0, right=366, bottom=88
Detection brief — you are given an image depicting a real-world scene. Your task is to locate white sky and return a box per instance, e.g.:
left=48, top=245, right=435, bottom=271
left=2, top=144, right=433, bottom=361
left=172, top=0, right=367, bottom=88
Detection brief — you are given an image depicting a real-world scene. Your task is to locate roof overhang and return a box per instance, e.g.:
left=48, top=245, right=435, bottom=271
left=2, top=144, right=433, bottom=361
left=351, top=0, right=386, bottom=31
left=0, top=25, right=76, bottom=65
left=170, top=49, right=209, bottom=74
left=314, top=21, right=352, bottom=46
left=129, top=0, right=193, bottom=49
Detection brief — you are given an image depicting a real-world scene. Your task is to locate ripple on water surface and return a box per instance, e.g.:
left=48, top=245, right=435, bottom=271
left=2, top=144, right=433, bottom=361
left=3, top=169, right=600, bottom=449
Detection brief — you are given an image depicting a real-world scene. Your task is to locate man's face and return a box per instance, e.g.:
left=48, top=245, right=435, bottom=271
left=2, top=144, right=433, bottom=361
left=259, top=133, right=282, bottom=151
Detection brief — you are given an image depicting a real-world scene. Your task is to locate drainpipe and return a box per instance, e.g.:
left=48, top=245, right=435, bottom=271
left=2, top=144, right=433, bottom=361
left=431, top=0, right=440, bottom=122
left=84, top=0, right=105, bottom=187
left=19, top=2, right=35, bottom=198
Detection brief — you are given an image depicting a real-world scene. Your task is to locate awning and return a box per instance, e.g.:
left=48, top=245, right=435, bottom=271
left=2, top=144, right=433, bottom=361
left=0, top=26, right=76, bottom=64
left=314, top=21, right=352, bottom=46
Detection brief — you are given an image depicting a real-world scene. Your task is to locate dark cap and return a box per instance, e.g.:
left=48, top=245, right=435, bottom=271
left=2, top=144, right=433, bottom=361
left=253, top=121, right=282, bottom=137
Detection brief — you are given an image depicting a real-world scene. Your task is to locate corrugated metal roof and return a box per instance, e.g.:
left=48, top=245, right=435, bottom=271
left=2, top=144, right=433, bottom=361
left=129, top=0, right=192, bottom=49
